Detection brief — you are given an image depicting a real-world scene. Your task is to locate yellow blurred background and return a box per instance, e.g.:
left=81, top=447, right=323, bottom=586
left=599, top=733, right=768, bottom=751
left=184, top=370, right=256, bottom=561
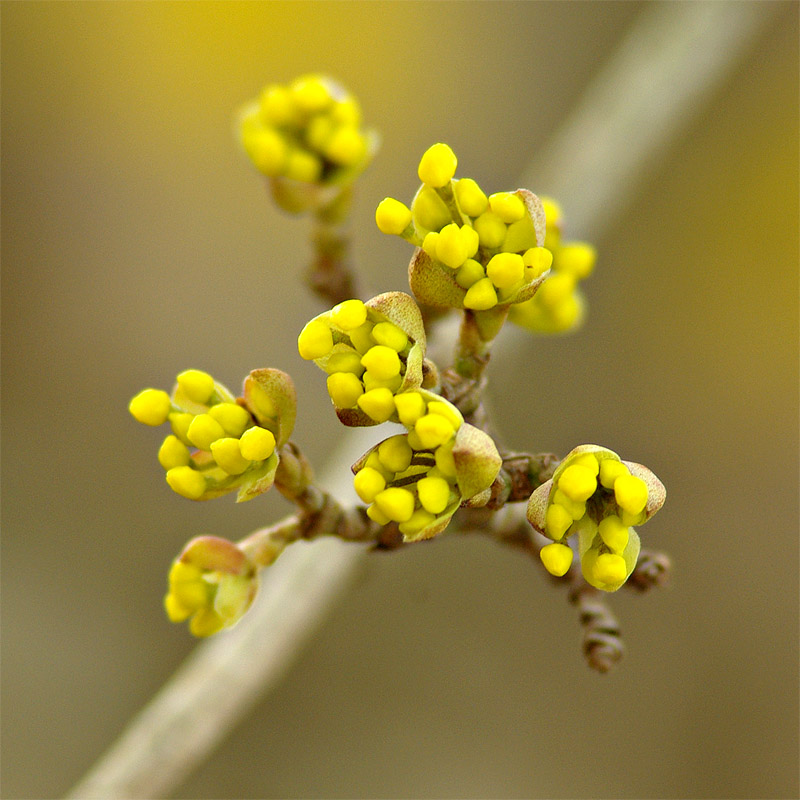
left=2, top=2, right=797, bottom=798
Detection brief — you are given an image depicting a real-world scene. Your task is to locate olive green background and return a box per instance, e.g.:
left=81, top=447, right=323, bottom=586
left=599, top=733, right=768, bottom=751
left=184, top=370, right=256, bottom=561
left=2, top=2, right=798, bottom=798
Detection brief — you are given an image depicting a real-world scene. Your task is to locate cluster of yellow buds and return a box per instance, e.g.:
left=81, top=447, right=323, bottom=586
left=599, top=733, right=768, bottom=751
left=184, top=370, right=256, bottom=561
left=527, top=445, right=665, bottom=591
left=375, top=143, right=552, bottom=313
left=297, top=292, right=429, bottom=426
left=508, top=197, right=597, bottom=333
left=238, top=74, right=378, bottom=211
left=164, top=535, right=258, bottom=637
left=352, top=389, right=501, bottom=541
left=129, top=368, right=297, bottom=502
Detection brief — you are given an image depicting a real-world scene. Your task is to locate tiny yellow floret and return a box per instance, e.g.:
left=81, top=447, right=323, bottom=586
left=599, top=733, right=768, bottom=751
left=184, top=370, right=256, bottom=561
left=129, top=389, right=171, bottom=427
left=285, top=149, right=321, bottom=183
left=326, top=372, right=364, bottom=408
left=378, top=435, right=413, bottom=473
left=290, top=74, right=332, bottom=113
left=360, top=345, right=401, bottom=380
left=488, top=192, right=525, bottom=223
left=331, top=299, right=367, bottom=331
left=463, top=277, right=498, bottom=311
left=371, top=322, right=408, bottom=352
left=536, top=273, right=575, bottom=309
left=557, top=464, right=598, bottom=503
left=614, top=474, right=649, bottom=516
left=522, top=247, right=554, bottom=277
left=486, top=252, right=525, bottom=289
left=324, top=125, right=364, bottom=165
left=394, top=391, right=427, bottom=427
left=298, top=319, right=334, bottom=360
left=434, top=442, right=457, bottom=477
left=375, top=198, right=413, bottom=236
left=210, top=438, right=252, bottom=476
left=453, top=178, right=488, bottom=217
left=456, top=259, right=486, bottom=289
left=416, top=476, right=451, bottom=515
left=418, top=143, right=457, bottom=188
left=572, top=453, right=600, bottom=475
left=598, top=516, right=630, bottom=553
left=357, top=388, right=396, bottom=422
left=545, top=502, right=573, bottom=540
left=166, top=466, right=207, bottom=500
left=426, top=401, right=462, bottom=430
left=366, top=502, right=391, bottom=526
left=540, top=542, right=574, bottom=577
left=374, top=487, right=416, bottom=523
left=435, top=223, right=469, bottom=269
left=473, top=211, right=506, bottom=249
left=415, top=413, right=455, bottom=449
left=552, top=489, right=586, bottom=521
left=208, top=403, right=251, bottom=438
left=353, top=467, right=386, bottom=504
left=413, top=187, right=451, bottom=232
left=186, top=414, right=226, bottom=451
left=557, top=243, right=596, bottom=279
left=592, top=552, right=628, bottom=586
left=259, top=84, right=295, bottom=126
left=239, top=426, right=276, bottom=461
left=176, top=370, right=215, bottom=405
left=169, top=412, right=194, bottom=445
left=158, top=435, right=191, bottom=470
left=348, top=321, right=375, bottom=354
left=599, top=458, right=629, bottom=489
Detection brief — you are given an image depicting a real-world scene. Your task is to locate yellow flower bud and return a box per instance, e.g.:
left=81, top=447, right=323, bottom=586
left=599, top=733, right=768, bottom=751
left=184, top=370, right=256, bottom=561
left=455, top=259, right=486, bottom=289
left=259, top=84, right=294, bottom=126
left=371, top=322, right=408, bottom=352
left=208, top=403, right=251, bottom=438
left=326, top=372, right=364, bottom=408
left=486, top=252, right=525, bottom=289
left=186, top=413, right=226, bottom=451
left=416, top=475, right=451, bottom=514
left=165, top=466, right=207, bottom=500
left=417, top=142, right=457, bottom=188
left=394, top=391, right=427, bottom=427
left=238, top=425, right=276, bottom=461
left=374, top=486, right=416, bottom=523
left=378, top=435, right=413, bottom=473
left=375, top=197, right=412, bottom=235
left=158, top=435, right=191, bottom=470
left=412, top=186, right=452, bottom=232
left=324, top=125, right=365, bottom=165
left=557, top=464, right=598, bottom=503
left=415, top=413, right=455, bottom=449
left=556, top=242, right=596, bottom=279
left=522, top=246, right=553, bottom=277
left=330, top=299, right=368, bottom=331
left=176, top=370, right=215, bottom=405
left=398, top=508, right=437, bottom=538
left=360, top=345, right=401, bottom=380
left=169, top=412, right=194, bottom=445
left=488, top=191, right=525, bottom=223
left=545, top=502, right=573, bottom=540
left=290, top=74, right=333, bottom=113
left=210, top=438, right=252, bottom=475
left=353, top=467, right=386, bottom=503
left=453, top=177, right=488, bottom=217
left=598, top=515, right=630, bottom=553
left=463, top=277, right=498, bottom=311
left=129, top=388, right=171, bottom=426
left=435, top=223, right=469, bottom=269
left=599, top=458, right=629, bottom=489
left=298, top=319, right=334, bottom=360
left=540, top=542, right=574, bottom=577
left=434, top=441, right=457, bottom=477
left=357, top=388, right=396, bottom=422
left=614, top=474, right=649, bottom=516
left=473, top=210, right=506, bottom=249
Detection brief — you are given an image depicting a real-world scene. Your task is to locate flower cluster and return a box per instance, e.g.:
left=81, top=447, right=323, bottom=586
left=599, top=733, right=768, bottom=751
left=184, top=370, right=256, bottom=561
left=508, top=197, right=596, bottom=333
left=238, top=74, right=378, bottom=211
left=527, top=445, right=665, bottom=591
left=164, top=535, right=258, bottom=637
left=297, top=293, right=428, bottom=426
left=376, top=143, right=552, bottom=312
left=352, top=389, right=500, bottom=541
left=129, top=368, right=296, bottom=502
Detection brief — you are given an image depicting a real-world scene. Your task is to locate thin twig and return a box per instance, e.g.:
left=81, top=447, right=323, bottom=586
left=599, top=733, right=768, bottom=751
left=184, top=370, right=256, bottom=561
left=66, top=4, right=778, bottom=797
